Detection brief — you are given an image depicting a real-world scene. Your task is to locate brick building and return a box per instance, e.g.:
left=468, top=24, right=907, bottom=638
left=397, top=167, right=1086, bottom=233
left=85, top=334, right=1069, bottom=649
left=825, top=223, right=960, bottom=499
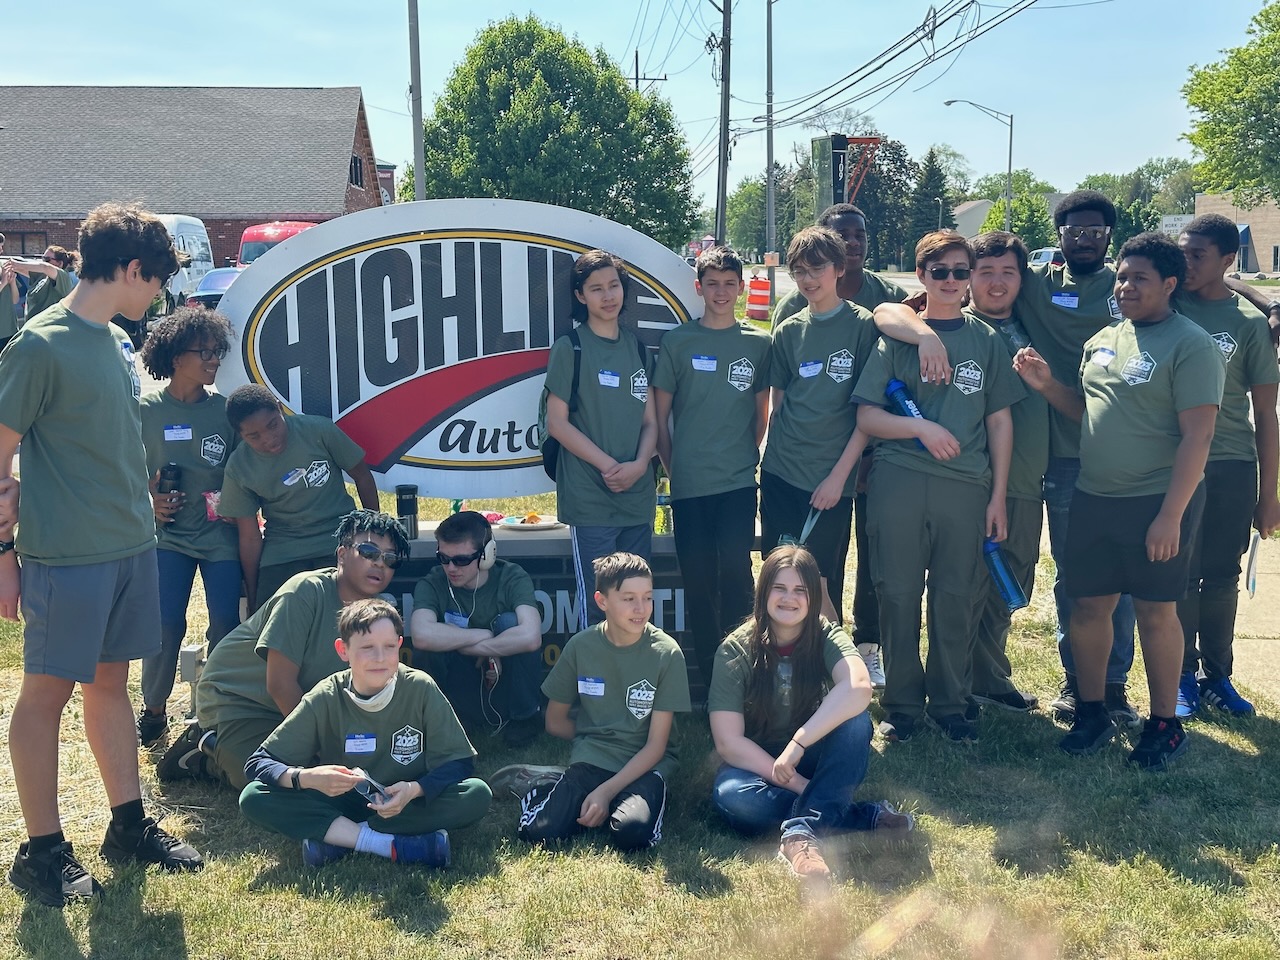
left=0, top=86, right=384, bottom=266
left=1195, top=193, right=1280, bottom=276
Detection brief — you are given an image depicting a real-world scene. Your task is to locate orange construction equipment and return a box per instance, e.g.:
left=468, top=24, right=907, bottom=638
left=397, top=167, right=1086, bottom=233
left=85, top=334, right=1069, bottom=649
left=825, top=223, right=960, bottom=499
left=746, top=274, right=771, bottom=321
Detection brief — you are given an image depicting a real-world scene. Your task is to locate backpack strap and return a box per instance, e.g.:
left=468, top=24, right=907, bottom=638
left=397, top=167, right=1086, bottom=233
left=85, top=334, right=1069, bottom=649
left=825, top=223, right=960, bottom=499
left=566, top=327, right=583, bottom=413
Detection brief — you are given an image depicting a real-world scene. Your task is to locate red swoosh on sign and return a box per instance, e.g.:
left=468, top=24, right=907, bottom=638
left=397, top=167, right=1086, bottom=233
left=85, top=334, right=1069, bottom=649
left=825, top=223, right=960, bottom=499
left=335, top=350, right=551, bottom=471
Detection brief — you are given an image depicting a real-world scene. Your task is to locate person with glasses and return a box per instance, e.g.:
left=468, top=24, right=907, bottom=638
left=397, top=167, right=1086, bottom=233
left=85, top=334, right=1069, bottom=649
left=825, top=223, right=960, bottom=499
left=852, top=231, right=1023, bottom=743
left=409, top=510, right=545, bottom=748
left=217, top=383, right=380, bottom=613
left=240, top=598, right=491, bottom=868
left=6, top=245, right=76, bottom=324
left=159, top=509, right=410, bottom=791
left=134, top=307, right=242, bottom=747
left=761, top=226, right=879, bottom=625
left=0, top=203, right=205, bottom=908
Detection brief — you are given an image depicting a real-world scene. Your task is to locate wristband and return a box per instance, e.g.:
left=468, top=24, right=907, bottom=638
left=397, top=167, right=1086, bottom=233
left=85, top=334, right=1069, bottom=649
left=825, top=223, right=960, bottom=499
left=0, top=540, right=14, bottom=555
left=290, top=767, right=302, bottom=790
left=789, top=738, right=806, bottom=751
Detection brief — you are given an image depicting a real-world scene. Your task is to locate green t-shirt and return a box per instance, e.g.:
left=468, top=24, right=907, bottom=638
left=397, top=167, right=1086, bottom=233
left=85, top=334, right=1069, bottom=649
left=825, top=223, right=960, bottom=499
left=195, top=569, right=347, bottom=729
left=852, top=316, right=1026, bottom=488
left=24, top=268, right=73, bottom=322
left=0, top=304, right=154, bottom=564
left=541, top=622, right=691, bottom=778
left=762, top=302, right=880, bottom=495
left=217, top=414, right=364, bottom=567
left=545, top=324, right=655, bottom=526
left=770, top=271, right=909, bottom=329
left=259, top=665, right=475, bottom=784
left=967, top=308, right=1050, bottom=502
left=1015, top=263, right=1123, bottom=459
left=140, top=390, right=239, bottom=562
left=1077, top=313, right=1227, bottom=498
left=1173, top=292, right=1280, bottom=463
left=707, top=620, right=854, bottom=748
left=651, top=320, right=772, bottom=500
left=412, top=559, right=537, bottom=636
left=0, top=284, right=18, bottom=340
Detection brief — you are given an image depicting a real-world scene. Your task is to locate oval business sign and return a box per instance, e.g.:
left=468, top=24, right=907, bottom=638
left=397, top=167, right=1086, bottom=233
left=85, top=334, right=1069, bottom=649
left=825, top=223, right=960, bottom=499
left=216, top=199, right=698, bottom=498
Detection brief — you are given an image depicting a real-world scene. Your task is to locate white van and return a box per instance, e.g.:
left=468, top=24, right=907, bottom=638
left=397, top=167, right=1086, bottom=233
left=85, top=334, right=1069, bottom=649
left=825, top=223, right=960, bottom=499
left=156, top=215, right=214, bottom=305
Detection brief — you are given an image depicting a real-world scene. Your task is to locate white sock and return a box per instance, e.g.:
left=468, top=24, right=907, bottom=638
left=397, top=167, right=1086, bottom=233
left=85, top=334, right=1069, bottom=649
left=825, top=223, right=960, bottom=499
left=354, top=823, right=394, bottom=858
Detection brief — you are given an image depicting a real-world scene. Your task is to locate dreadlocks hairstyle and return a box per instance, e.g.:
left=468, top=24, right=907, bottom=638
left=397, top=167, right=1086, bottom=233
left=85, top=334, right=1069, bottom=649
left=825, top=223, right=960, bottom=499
left=739, top=545, right=829, bottom=743
left=333, top=510, right=412, bottom=562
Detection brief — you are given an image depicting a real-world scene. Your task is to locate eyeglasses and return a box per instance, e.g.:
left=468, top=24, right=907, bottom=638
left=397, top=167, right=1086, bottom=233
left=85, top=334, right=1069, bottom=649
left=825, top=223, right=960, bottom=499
left=181, top=347, right=229, bottom=362
left=1059, top=225, right=1111, bottom=241
left=353, top=541, right=402, bottom=569
left=927, top=266, right=972, bottom=280
left=436, top=548, right=483, bottom=567
left=789, top=262, right=833, bottom=282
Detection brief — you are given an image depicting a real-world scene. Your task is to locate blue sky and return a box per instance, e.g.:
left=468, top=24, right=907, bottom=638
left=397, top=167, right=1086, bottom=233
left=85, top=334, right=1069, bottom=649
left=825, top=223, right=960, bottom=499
left=6, top=0, right=1267, bottom=206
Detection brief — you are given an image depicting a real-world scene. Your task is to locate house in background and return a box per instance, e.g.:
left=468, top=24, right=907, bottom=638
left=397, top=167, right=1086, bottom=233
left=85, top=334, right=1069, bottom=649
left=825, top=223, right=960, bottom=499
left=0, top=86, right=383, bottom=267
left=953, top=199, right=994, bottom=239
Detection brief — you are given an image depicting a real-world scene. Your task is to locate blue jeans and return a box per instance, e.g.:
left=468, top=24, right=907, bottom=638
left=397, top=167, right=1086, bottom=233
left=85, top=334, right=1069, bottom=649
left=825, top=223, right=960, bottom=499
left=711, top=712, right=879, bottom=841
left=1043, top=457, right=1134, bottom=684
left=141, top=549, right=242, bottom=710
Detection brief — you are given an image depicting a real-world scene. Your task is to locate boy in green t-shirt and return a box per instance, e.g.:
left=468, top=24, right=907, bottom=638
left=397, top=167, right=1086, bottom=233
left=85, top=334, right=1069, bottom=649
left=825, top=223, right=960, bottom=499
left=1015, top=232, right=1226, bottom=770
left=0, top=203, right=204, bottom=908
left=853, top=231, right=1022, bottom=744
left=240, top=598, right=491, bottom=867
left=653, top=246, right=771, bottom=688
left=409, top=510, right=545, bottom=747
left=512, top=553, right=690, bottom=851
left=1172, top=215, right=1280, bottom=719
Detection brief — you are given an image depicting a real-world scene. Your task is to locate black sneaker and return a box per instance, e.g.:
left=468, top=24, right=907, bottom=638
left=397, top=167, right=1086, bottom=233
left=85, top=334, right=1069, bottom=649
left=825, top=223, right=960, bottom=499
left=157, top=723, right=213, bottom=781
left=972, top=688, right=1039, bottom=712
left=1049, top=676, right=1077, bottom=723
left=486, top=763, right=567, bottom=799
left=1059, top=705, right=1117, bottom=755
left=9, top=841, right=102, bottom=908
left=877, top=713, right=916, bottom=743
left=1105, top=683, right=1141, bottom=731
left=100, top=816, right=204, bottom=872
left=137, top=708, right=168, bottom=747
left=963, top=697, right=981, bottom=723
left=1127, top=717, right=1189, bottom=771
left=934, top=714, right=979, bottom=742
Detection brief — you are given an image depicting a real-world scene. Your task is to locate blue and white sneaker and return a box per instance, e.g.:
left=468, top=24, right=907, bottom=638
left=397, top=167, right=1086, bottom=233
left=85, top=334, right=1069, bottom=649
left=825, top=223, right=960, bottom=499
left=391, top=830, right=450, bottom=867
left=1199, top=677, right=1255, bottom=717
left=1175, top=671, right=1200, bottom=719
left=301, top=839, right=351, bottom=867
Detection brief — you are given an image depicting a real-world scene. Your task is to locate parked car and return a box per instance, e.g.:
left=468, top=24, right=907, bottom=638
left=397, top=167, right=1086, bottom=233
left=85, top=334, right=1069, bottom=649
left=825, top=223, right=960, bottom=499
left=1028, top=247, right=1065, bottom=268
left=237, top=221, right=315, bottom=267
left=157, top=215, right=215, bottom=306
left=186, top=267, right=242, bottom=311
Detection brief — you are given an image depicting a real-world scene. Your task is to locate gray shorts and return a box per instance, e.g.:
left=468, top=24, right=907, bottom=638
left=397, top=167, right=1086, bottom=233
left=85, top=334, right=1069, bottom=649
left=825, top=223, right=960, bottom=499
left=21, top=548, right=162, bottom=682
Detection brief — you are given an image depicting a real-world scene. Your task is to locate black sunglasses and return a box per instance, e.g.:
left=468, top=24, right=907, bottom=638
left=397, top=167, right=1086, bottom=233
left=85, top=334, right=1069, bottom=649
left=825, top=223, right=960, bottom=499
left=927, top=266, right=971, bottom=280
left=436, top=548, right=483, bottom=567
left=352, top=541, right=402, bottom=569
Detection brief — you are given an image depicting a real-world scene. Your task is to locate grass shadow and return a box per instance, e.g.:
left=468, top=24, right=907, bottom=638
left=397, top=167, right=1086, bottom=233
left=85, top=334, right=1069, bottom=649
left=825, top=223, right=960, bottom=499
left=86, top=870, right=189, bottom=960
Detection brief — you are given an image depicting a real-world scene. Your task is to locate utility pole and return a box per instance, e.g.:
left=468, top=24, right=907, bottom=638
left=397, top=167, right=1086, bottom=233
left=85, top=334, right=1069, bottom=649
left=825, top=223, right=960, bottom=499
left=765, top=0, right=776, bottom=304
left=714, top=0, right=731, bottom=244
left=408, top=0, right=425, bottom=201
left=634, top=50, right=668, bottom=92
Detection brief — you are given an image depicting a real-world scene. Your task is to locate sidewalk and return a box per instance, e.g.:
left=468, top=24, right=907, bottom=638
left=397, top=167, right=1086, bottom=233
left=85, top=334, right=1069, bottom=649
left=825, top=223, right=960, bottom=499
left=1232, top=533, right=1280, bottom=704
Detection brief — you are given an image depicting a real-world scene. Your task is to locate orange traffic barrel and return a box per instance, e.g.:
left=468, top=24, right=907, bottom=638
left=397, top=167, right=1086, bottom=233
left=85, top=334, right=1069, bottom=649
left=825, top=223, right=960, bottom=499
left=746, top=274, right=770, bottom=321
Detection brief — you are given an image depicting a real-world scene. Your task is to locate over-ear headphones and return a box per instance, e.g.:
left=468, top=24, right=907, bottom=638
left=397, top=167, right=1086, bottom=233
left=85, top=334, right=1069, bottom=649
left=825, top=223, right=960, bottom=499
left=478, top=533, right=497, bottom=571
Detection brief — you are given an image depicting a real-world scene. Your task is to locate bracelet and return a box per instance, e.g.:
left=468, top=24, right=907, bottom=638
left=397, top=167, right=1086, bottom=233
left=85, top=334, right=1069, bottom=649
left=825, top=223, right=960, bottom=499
left=290, top=768, right=302, bottom=790
left=789, top=738, right=806, bottom=751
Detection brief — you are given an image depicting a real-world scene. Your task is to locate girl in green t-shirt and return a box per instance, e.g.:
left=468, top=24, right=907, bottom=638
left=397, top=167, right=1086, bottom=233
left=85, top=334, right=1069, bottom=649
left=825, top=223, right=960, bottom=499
left=708, top=546, right=911, bottom=886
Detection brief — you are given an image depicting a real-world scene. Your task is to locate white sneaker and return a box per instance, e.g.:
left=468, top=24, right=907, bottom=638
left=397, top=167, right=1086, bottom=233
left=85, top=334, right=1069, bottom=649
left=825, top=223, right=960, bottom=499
left=859, top=644, right=886, bottom=689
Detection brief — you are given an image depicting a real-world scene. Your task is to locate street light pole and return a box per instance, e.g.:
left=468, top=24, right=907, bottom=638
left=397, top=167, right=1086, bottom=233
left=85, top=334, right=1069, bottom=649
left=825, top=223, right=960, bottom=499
left=765, top=0, right=775, bottom=304
left=408, top=0, right=425, bottom=201
left=934, top=197, right=943, bottom=230
left=944, top=99, right=1014, bottom=232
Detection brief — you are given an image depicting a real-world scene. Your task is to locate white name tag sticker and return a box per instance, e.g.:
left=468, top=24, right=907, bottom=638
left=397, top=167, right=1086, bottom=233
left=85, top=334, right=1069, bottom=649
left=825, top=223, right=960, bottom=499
left=578, top=676, right=606, bottom=697
left=1051, top=293, right=1080, bottom=309
left=444, top=611, right=469, bottom=629
left=164, top=424, right=193, bottom=442
left=282, top=467, right=307, bottom=486
left=1092, top=347, right=1117, bottom=368
left=345, top=734, right=377, bottom=754
left=798, top=360, right=822, bottom=378
left=598, top=370, right=620, bottom=388
left=692, top=355, right=718, bottom=372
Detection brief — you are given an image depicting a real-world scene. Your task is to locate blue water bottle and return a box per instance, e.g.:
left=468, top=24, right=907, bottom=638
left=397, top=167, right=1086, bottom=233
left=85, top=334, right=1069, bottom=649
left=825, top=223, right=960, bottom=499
left=983, top=538, right=1029, bottom=612
left=885, top=378, right=927, bottom=449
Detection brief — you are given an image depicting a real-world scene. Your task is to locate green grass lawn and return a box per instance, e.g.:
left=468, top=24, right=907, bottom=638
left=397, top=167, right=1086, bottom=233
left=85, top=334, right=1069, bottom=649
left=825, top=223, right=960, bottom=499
left=3, top=504, right=1280, bottom=958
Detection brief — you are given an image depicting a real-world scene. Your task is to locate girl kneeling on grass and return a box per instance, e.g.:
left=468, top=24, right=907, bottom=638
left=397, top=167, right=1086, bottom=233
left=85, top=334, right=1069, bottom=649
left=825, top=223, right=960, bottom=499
left=707, top=545, right=913, bottom=886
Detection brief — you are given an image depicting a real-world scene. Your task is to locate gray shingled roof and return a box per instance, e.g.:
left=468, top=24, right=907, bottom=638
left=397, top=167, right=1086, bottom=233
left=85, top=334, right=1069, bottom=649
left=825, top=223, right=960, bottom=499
left=0, top=86, right=366, bottom=218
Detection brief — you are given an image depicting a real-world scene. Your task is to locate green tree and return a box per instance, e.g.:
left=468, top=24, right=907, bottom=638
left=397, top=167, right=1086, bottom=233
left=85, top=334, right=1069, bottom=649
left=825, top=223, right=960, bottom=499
left=979, top=193, right=1054, bottom=249
left=1184, top=3, right=1280, bottom=206
left=931, top=142, right=974, bottom=197
left=725, top=176, right=766, bottom=259
left=855, top=136, right=918, bottom=269
left=1078, top=157, right=1194, bottom=250
left=971, top=168, right=1056, bottom=203
left=905, top=148, right=957, bottom=252
left=403, top=15, right=697, bottom=248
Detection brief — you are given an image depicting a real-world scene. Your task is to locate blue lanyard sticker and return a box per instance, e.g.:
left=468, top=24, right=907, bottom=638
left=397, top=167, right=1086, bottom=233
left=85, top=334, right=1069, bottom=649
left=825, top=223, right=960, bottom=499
left=1091, top=347, right=1116, bottom=368
left=345, top=734, right=377, bottom=754
left=1051, top=292, right=1080, bottom=309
